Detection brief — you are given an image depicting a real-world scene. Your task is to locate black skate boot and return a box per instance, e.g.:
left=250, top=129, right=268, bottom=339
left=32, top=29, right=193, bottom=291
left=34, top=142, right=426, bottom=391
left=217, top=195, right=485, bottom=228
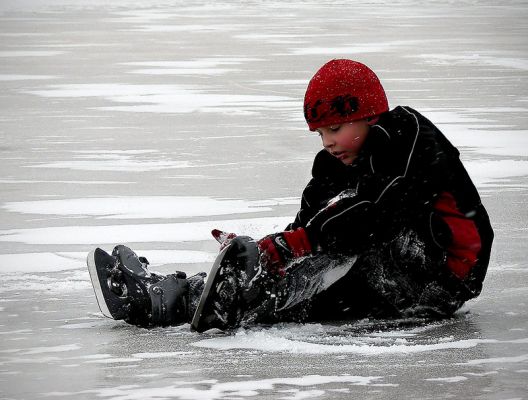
left=191, top=238, right=358, bottom=332
left=87, top=245, right=205, bottom=327
left=191, top=236, right=280, bottom=332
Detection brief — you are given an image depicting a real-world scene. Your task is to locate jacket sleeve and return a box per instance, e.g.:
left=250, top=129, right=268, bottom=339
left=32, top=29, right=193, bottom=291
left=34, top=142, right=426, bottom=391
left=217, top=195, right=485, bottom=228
left=286, top=181, right=317, bottom=230
left=286, top=149, right=352, bottom=231
left=286, top=175, right=343, bottom=231
left=305, top=106, right=456, bottom=253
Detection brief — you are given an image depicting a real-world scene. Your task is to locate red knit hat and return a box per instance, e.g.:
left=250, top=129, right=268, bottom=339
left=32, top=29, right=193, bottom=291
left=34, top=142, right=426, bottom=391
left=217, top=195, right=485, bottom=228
left=304, top=59, right=389, bottom=131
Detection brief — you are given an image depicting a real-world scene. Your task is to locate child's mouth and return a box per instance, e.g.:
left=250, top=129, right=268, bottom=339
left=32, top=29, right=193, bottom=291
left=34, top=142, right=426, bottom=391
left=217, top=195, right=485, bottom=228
left=332, top=151, right=347, bottom=160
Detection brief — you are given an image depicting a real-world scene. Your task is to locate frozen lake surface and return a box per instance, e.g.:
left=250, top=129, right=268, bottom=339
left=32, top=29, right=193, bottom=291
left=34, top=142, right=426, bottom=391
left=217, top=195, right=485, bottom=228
left=1, top=1, right=527, bottom=399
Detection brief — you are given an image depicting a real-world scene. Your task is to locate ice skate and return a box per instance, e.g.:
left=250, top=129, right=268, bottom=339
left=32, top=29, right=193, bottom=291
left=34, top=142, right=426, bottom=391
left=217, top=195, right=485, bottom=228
left=87, top=245, right=205, bottom=327
left=191, top=236, right=276, bottom=332
left=191, top=237, right=357, bottom=332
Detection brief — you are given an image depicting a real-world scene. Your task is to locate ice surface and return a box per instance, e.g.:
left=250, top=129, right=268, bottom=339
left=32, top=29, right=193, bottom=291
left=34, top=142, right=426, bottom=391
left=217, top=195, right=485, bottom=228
left=192, top=327, right=497, bottom=355
left=40, top=374, right=384, bottom=399
left=290, top=40, right=432, bottom=56
left=1, top=1, right=527, bottom=399
left=0, top=50, right=65, bottom=57
left=411, top=53, right=528, bottom=71
left=0, top=216, right=292, bottom=244
left=1, top=196, right=278, bottom=219
left=30, top=158, right=191, bottom=172
left=464, top=160, right=528, bottom=186
left=123, top=57, right=261, bottom=76
left=19, top=344, right=82, bottom=355
left=425, top=376, right=468, bottom=383
left=0, top=74, right=57, bottom=81
left=0, top=250, right=215, bottom=274
left=25, top=83, right=295, bottom=115
left=0, top=252, right=85, bottom=273
left=461, top=353, right=528, bottom=366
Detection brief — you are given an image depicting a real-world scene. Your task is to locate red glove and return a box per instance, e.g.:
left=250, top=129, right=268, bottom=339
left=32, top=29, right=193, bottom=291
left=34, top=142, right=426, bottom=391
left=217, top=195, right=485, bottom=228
left=257, top=228, right=312, bottom=277
left=211, top=229, right=237, bottom=250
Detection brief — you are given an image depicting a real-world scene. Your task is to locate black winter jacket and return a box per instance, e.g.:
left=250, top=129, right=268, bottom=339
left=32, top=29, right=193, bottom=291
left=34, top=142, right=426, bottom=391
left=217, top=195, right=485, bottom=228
left=288, top=106, right=493, bottom=299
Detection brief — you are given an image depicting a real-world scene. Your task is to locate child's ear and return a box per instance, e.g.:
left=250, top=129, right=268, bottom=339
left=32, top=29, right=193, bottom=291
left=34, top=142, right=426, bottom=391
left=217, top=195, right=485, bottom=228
left=366, top=116, right=379, bottom=126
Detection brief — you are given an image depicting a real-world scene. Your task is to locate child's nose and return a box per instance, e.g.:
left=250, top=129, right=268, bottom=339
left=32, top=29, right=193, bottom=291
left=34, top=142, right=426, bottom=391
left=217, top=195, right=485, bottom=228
left=322, top=134, right=335, bottom=149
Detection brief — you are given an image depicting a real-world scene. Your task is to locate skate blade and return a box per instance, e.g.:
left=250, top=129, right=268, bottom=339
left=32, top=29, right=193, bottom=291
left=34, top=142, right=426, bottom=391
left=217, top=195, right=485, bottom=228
left=87, top=249, right=113, bottom=319
left=190, top=246, right=229, bottom=332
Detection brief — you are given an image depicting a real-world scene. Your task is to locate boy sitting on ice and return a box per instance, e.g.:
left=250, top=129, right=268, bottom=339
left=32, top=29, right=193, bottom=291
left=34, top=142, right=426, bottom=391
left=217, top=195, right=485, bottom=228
left=88, top=59, right=493, bottom=331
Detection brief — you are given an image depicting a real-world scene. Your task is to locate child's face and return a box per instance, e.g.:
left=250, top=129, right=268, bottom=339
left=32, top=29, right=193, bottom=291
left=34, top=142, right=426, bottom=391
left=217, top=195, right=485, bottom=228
left=316, top=119, right=372, bottom=165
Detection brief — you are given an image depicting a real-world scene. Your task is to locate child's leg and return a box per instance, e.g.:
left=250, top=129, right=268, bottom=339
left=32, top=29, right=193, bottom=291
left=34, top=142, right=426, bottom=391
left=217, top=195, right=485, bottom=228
left=370, top=228, right=465, bottom=317
left=191, top=237, right=360, bottom=331
left=308, top=229, right=465, bottom=321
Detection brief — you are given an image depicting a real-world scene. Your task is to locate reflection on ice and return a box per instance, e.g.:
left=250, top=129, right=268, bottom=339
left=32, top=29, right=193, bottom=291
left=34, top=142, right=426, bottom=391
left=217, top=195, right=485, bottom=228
left=0, top=50, right=65, bottom=57
left=123, top=58, right=261, bottom=75
left=425, top=376, right=468, bottom=382
left=25, top=83, right=295, bottom=115
left=411, top=53, right=528, bottom=71
left=20, top=344, right=81, bottom=355
left=0, top=252, right=85, bottom=273
left=43, top=374, right=385, bottom=399
left=126, top=24, right=249, bottom=33
left=0, top=249, right=215, bottom=274
left=464, top=160, right=528, bottom=187
left=0, top=217, right=293, bottom=245
left=291, top=40, right=433, bottom=55
left=25, top=148, right=192, bottom=172
left=460, top=353, right=528, bottom=366
left=0, top=74, right=56, bottom=81
left=31, top=159, right=191, bottom=172
left=2, top=196, right=297, bottom=219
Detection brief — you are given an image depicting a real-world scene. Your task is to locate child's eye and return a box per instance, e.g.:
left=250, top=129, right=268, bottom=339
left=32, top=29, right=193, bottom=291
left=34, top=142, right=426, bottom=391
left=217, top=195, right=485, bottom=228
left=316, top=126, right=340, bottom=137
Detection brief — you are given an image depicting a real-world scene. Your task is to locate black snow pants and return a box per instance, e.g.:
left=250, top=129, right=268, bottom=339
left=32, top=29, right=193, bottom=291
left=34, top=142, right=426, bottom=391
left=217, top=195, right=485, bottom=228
left=286, top=228, right=467, bottom=322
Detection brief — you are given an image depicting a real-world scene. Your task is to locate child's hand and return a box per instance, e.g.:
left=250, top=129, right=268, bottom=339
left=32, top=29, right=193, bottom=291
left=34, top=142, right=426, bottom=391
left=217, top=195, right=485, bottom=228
left=257, top=228, right=312, bottom=277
